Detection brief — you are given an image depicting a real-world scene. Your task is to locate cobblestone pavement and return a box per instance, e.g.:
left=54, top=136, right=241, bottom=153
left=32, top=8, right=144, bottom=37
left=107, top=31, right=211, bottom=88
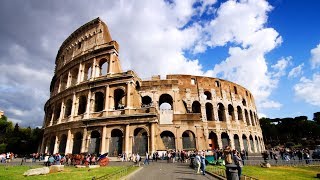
left=127, top=161, right=217, bottom=180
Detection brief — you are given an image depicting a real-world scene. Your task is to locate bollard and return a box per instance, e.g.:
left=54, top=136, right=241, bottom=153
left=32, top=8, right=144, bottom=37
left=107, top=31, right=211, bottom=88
left=225, top=164, right=239, bottom=180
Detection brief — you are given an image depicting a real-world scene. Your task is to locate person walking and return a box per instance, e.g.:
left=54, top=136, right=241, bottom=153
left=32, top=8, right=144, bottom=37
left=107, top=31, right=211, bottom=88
left=233, top=150, right=243, bottom=178
left=195, top=152, right=201, bottom=174
left=200, top=152, right=206, bottom=175
left=144, top=152, right=150, bottom=165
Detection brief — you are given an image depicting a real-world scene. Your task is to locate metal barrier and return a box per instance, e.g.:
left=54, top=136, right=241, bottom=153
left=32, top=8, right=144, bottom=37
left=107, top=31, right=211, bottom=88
left=92, top=166, right=133, bottom=180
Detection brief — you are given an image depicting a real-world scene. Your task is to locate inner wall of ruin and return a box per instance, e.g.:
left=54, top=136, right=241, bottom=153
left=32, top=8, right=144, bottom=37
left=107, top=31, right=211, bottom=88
left=40, top=18, right=265, bottom=156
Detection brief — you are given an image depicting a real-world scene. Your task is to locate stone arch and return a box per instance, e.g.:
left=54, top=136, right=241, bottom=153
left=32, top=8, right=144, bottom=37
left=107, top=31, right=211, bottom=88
left=221, top=132, right=230, bottom=148
left=182, top=130, right=196, bottom=150
left=234, top=134, right=240, bottom=152
left=250, top=110, right=255, bottom=126
left=204, top=91, right=212, bottom=100
left=244, top=109, right=250, bottom=125
left=159, top=94, right=173, bottom=110
left=209, top=131, right=218, bottom=149
left=192, top=101, right=201, bottom=113
left=53, top=103, right=61, bottom=124
left=228, top=104, right=235, bottom=121
left=72, top=132, right=82, bottom=154
left=206, top=103, right=214, bottom=121
left=132, top=127, right=148, bottom=155
left=255, top=136, right=260, bottom=152
left=109, top=129, right=123, bottom=157
left=160, top=130, right=176, bottom=150
left=84, top=62, right=93, bottom=80
left=64, top=99, right=72, bottom=118
left=59, top=134, right=67, bottom=154
left=242, top=134, right=248, bottom=152
left=237, top=106, right=243, bottom=121
left=249, top=135, right=254, bottom=152
left=141, top=96, right=152, bottom=107
left=242, top=98, right=247, bottom=106
left=89, top=130, right=101, bottom=155
left=70, top=67, right=79, bottom=86
left=78, top=95, right=87, bottom=115
left=94, top=92, right=104, bottom=112
left=98, top=58, right=108, bottom=76
left=114, top=88, right=125, bottom=110
left=218, top=103, right=226, bottom=121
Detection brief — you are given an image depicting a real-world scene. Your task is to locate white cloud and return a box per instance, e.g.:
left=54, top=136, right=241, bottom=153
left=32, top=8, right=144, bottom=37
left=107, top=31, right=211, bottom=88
left=294, top=73, right=320, bottom=106
left=288, top=63, right=304, bottom=78
left=310, top=43, right=320, bottom=69
left=271, top=56, right=292, bottom=78
left=259, top=100, right=282, bottom=109
left=258, top=113, right=267, bottom=118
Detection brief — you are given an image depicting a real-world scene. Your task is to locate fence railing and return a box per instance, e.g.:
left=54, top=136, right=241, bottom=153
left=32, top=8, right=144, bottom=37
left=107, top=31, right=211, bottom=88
left=243, top=159, right=320, bottom=166
left=92, top=166, right=133, bottom=180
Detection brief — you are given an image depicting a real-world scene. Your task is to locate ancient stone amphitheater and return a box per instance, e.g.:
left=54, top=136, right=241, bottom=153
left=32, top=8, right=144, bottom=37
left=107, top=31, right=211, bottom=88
left=40, top=18, right=264, bottom=156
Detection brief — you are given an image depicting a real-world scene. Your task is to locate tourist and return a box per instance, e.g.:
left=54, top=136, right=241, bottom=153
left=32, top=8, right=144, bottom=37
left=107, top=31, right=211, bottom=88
left=200, top=152, right=206, bottom=175
left=223, top=146, right=233, bottom=178
left=144, top=152, right=150, bottom=165
left=233, top=150, right=243, bottom=178
left=195, top=152, right=201, bottom=174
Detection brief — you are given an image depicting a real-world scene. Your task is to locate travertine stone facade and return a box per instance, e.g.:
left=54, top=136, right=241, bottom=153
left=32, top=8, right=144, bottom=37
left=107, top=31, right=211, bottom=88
left=41, top=18, right=265, bottom=156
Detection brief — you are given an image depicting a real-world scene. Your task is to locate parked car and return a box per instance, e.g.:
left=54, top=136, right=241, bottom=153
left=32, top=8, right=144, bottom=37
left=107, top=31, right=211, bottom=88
left=312, top=145, right=320, bottom=159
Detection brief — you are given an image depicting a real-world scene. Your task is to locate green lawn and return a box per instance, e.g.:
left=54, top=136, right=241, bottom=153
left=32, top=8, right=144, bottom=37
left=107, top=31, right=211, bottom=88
left=0, top=165, right=138, bottom=180
left=207, top=165, right=320, bottom=180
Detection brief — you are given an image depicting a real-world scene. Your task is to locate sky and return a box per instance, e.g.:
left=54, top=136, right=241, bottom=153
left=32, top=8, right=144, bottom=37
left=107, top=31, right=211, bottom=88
left=0, top=0, right=320, bottom=127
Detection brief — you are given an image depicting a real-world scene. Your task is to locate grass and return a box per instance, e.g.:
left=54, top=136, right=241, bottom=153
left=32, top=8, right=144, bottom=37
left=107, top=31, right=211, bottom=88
left=207, top=165, right=320, bottom=180
left=0, top=165, right=139, bottom=180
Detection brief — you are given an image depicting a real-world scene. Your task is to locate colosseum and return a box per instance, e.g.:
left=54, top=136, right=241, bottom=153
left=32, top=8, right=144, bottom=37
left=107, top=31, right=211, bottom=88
left=40, top=18, right=265, bottom=156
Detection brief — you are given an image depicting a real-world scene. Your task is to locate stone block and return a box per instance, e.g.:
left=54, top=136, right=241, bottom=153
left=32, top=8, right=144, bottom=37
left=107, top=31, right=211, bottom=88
left=49, top=165, right=64, bottom=173
left=23, top=167, right=50, bottom=176
left=75, top=165, right=86, bottom=168
left=89, top=165, right=100, bottom=169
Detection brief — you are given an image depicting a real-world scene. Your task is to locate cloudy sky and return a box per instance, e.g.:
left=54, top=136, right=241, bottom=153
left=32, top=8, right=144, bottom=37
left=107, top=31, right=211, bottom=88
left=0, top=0, right=320, bottom=127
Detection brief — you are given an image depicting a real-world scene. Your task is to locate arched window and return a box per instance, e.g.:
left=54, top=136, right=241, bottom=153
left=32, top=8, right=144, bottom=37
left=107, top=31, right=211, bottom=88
left=141, top=96, right=152, bottom=107
left=53, top=103, right=61, bottom=124
left=228, top=104, right=235, bottom=121
left=250, top=110, right=255, bottom=126
left=160, top=131, right=176, bottom=150
left=245, top=109, right=250, bottom=125
left=89, top=131, right=101, bottom=155
left=206, top=103, right=213, bottom=121
left=136, top=81, right=141, bottom=91
left=234, top=134, right=240, bottom=151
left=114, top=89, right=125, bottom=110
left=221, top=132, right=230, bottom=148
left=64, top=99, right=72, bottom=118
left=192, top=101, right=201, bottom=113
left=242, top=99, right=247, bottom=106
left=109, top=129, right=123, bottom=156
left=218, top=103, right=226, bottom=121
left=59, top=134, right=67, bottom=154
left=242, top=135, right=248, bottom=152
left=159, top=94, right=173, bottom=110
left=204, top=91, right=212, bottom=100
left=78, top=95, right=87, bottom=115
left=70, top=67, right=79, bottom=86
left=99, top=59, right=108, bottom=76
left=60, top=74, right=68, bottom=91
left=72, top=132, right=82, bottom=154
left=94, top=92, right=104, bottom=112
left=237, top=106, right=243, bottom=121
left=182, top=130, right=196, bottom=150
left=84, top=63, right=93, bottom=80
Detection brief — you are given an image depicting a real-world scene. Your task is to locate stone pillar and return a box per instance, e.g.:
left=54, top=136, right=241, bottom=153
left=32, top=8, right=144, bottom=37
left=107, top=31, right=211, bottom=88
left=58, top=78, right=62, bottom=93
left=108, top=53, right=114, bottom=74
left=53, top=135, right=59, bottom=154
left=81, top=128, right=88, bottom=153
left=85, top=91, right=92, bottom=119
left=77, top=63, right=83, bottom=84
left=239, top=135, right=244, bottom=151
left=125, top=124, right=130, bottom=155
left=126, top=82, right=131, bottom=108
left=101, top=126, right=107, bottom=154
left=92, top=58, right=97, bottom=78
left=253, top=138, right=257, bottom=153
left=247, top=135, right=252, bottom=153
left=106, top=137, right=110, bottom=154
left=175, top=126, right=182, bottom=150
left=150, top=123, right=155, bottom=153
left=65, top=129, right=72, bottom=154
left=217, top=132, right=223, bottom=149
left=104, top=85, right=110, bottom=111
left=195, top=127, right=200, bottom=150
left=67, top=70, right=72, bottom=88
left=70, top=93, right=76, bottom=121
left=49, top=111, right=54, bottom=126
left=58, top=101, right=65, bottom=124
left=229, top=133, right=235, bottom=150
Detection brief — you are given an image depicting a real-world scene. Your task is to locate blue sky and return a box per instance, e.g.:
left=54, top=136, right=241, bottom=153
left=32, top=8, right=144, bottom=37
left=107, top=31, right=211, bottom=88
left=0, top=0, right=319, bottom=127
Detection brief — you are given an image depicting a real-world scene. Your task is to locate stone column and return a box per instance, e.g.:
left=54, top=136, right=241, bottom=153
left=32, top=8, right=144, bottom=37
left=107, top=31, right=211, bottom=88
left=67, top=71, right=72, bottom=88
left=125, top=124, right=130, bottom=155
left=175, top=126, right=182, bottom=150
left=58, top=101, right=65, bottom=124
left=253, top=138, right=257, bottom=153
left=81, top=128, right=88, bottom=153
left=104, top=85, right=110, bottom=111
left=229, top=133, right=235, bottom=150
left=106, top=137, right=110, bottom=154
left=108, top=53, right=114, bottom=74
left=70, top=93, right=76, bottom=121
left=247, top=135, right=252, bottom=153
left=101, top=126, right=107, bottom=154
left=92, top=58, right=97, bottom=78
left=58, top=78, right=62, bottom=93
left=53, top=135, right=59, bottom=154
left=217, top=132, right=223, bottom=149
left=150, top=123, right=155, bottom=153
left=85, top=91, right=92, bottom=119
left=65, top=129, right=72, bottom=154
left=239, top=135, right=244, bottom=151
left=195, top=127, right=200, bottom=150
left=126, top=82, right=131, bottom=108
left=77, top=63, right=83, bottom=84
left=49, top=110, right=54, bottom=126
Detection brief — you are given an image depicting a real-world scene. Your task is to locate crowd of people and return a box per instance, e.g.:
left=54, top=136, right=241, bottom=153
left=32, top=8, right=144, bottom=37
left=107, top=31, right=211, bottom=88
left=263, top=147, right=312, bottom=164
left=0, top=152, right=15, bottom=163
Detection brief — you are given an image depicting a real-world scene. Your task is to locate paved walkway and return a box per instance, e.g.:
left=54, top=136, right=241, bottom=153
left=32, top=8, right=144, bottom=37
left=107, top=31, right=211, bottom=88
left=127, top=161, right=217, bottom=180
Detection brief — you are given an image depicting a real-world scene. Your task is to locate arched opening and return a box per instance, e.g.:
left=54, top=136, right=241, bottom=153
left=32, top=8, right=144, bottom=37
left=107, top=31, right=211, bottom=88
left=255, top=136, right=260, bottom=152
left=60, top=74, right=68, bottom=91
left=72, top=132, right=82, bottom=154
left=159, top=94, right=173, bottom=110
left=94, top=92, right=104, bottom=112
left=59, top=134, right=67, bottom=154
left=89, top=131, right=100, bottom=155
left=242, top=135, right=248, bottom=152
left=250, top=110, right=255, bottom=126
left=237, top=106, right=243, bottom=121
left=99, top=59, right=108, bottom=76
left=136, top=81, right=141, bottom=91
left=78, top=95, right=87, bottom=115
left=141, top=96, right=152, bottom=107
left=249, top=135, right=254, bottom=152
left=160, top=131, right=176, bottom=150
left=53, top=103, right=61, bottom=125
left=242, top=99, right=247, bottom=106
left=70, top=67, right=79, bottom=86
left=109, top=129, right=123, bottom=157
left=245, top=110, right=250, bottom=126
left=228, top=104, right=235, bottom=121
left=221, top=132, right=230, bottom=148
left=204, top=91, right=212, bottom=100
left=45, top=108, right=52, bottom=127
left=54, top=80, right=60, bottom=94
left=49, top=136, right=56, bottom=155
left=209, top=131, right=218, bottom=150
left=192, top=101, right=201, bottom=113
left=206, top=103, right=214, bottom=121
left=64, top=99, right=72, bottom=118
left=132, top=128, right=148, bottom=155
left=114, top=89, right=125, bottom=110
left=84, top=63, right=93, bottom=80
left=218, top=103, right=226, bottom=121
left=234, top=134, right=240, bottom=152
left=182, top=130, right=196, bottom=150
